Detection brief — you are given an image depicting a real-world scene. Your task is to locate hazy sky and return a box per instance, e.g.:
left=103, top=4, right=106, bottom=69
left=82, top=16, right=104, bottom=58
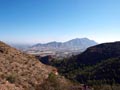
left=0, top=0, right=120, bottom=44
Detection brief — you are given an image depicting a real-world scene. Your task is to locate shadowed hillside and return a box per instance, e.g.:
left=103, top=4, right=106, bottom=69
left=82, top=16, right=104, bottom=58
left=48, top=42, right=120, bottom=87
left=76, top=41, right=120, bottom=65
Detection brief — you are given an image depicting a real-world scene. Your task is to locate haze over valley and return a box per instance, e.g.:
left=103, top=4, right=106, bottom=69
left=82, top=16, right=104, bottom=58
left=11, top=38, right=97, bottom=59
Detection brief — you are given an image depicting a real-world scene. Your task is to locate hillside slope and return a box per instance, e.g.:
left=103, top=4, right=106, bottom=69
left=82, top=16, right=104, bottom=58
left=50, top=41, right=120, bottom=85
left=0, top=41, right=54, bottom=90
left=76, top=57, right=120, bottom=84
left=76, top=41, right=120, bottom=65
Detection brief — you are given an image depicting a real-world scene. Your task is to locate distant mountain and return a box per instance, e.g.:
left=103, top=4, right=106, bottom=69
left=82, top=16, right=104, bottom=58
left=63, top=38, right=97, bottom=49
left=29, top=38, right=97, bottom=52
left=34, top=41, right=62, bottom=49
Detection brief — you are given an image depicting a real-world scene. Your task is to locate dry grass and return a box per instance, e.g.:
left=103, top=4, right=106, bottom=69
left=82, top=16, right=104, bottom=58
left=0, top=41, right=55, bottom=90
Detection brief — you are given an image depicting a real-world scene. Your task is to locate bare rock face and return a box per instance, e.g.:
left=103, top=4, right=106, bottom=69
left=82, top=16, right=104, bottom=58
left=0, top=41, right=55, bottom=90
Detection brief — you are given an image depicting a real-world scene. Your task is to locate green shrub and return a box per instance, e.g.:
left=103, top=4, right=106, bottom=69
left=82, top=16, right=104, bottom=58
left=6, top=73, right=17, bottom=83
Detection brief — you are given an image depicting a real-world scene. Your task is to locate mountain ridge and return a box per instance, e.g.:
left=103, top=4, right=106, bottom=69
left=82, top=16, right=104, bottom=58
left=76, top=41, right=120, bottom=65
left=29, top=38, right=97, bottom=52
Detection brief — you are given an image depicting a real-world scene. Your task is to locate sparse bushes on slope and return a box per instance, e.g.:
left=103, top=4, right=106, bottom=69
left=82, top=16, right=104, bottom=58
left=36, top=73, right=70, bottom=90
left=0, top=41, right=54, bottom=90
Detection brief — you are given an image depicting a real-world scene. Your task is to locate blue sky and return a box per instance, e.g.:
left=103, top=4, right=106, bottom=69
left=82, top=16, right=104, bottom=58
left=0, top=0, right=120, bottom=44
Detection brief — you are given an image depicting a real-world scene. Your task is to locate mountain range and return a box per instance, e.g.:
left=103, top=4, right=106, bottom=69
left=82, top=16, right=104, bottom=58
left=24, top=38, right=97, bottom=58
left=30, top=38, right=97, bottom=52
